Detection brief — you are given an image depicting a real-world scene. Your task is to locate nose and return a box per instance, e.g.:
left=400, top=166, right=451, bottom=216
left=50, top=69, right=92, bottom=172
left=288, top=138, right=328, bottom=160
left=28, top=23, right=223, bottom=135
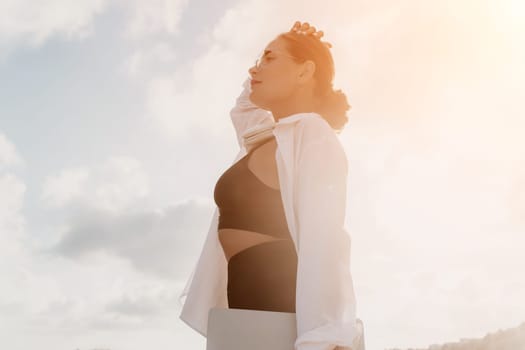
left=248, top=64, right=257, bottom=77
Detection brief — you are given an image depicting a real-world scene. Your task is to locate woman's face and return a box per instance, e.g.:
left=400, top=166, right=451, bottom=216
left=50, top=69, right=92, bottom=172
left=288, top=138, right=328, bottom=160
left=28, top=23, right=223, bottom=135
left=248, top=37, right=304, bottom=111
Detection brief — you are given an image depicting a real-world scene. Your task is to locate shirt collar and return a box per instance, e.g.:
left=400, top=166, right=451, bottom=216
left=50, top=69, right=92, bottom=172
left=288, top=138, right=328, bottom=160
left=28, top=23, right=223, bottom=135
left=274, top=112, right=323, bottom=126
left=241, top=112, right=323, bottom=149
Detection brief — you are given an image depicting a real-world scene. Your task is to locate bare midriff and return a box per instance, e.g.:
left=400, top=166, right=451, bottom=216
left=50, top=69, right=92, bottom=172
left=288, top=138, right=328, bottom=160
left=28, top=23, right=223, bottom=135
left=219, top=229, right=286, bottom=262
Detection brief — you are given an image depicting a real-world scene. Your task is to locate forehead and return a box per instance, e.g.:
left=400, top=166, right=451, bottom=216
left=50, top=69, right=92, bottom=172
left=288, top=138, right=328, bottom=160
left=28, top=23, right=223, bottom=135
left=263, top=38, right=288, bottom=54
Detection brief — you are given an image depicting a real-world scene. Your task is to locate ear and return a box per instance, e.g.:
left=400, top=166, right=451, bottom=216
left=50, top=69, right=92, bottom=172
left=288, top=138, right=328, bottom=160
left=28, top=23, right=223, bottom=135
left=298, top=60, right=316, bottom=83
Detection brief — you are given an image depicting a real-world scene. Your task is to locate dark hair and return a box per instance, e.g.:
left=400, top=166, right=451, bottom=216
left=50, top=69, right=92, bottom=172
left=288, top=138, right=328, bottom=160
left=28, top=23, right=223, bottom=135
left=277, top=31, right=351, bottom=133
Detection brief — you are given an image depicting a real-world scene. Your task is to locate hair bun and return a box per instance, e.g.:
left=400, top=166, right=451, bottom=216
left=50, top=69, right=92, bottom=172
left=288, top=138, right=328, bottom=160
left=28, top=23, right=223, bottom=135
left=317, top=89, right=351, bottom=132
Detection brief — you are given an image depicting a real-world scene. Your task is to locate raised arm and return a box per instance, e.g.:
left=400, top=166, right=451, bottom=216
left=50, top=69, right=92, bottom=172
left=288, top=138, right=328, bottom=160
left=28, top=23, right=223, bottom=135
left=230, top=76, right=274, bottom=150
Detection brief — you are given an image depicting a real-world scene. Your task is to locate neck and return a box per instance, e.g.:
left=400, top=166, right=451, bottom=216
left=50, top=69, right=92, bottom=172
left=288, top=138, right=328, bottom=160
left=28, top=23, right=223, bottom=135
left=271, top=88, right=320, bottom=122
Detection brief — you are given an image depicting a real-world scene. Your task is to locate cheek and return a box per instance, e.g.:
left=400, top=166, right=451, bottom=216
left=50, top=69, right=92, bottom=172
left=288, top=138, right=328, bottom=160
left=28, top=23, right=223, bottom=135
left=260, top=73, right=295, bottom=100
left=249, top=67, right=297, bottom=108
left=251, top=85, right=287, bottom=109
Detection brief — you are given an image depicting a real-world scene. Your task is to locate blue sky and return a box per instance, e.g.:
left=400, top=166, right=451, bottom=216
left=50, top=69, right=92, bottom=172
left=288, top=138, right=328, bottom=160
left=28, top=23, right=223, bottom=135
left=1, top=0, right=524, bottom=349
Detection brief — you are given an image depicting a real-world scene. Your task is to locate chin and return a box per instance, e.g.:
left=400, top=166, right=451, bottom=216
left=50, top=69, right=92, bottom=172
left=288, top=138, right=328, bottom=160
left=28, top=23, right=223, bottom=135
left=249, top=92, right=267, bottom=109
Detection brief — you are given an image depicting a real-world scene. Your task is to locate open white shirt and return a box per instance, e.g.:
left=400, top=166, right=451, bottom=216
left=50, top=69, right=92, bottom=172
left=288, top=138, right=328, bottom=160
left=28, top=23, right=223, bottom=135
left=179, top=77, right=363, bottom=350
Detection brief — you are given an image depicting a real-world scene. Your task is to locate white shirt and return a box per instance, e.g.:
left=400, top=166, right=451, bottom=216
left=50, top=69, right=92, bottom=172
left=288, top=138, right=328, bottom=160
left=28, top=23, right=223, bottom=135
left=178, top=77, right=363, bottom=350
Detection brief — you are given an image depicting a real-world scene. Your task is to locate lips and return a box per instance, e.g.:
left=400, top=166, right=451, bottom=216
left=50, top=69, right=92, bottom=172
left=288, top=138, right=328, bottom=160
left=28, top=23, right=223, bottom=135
left=250, top=79, right=262, bottom=86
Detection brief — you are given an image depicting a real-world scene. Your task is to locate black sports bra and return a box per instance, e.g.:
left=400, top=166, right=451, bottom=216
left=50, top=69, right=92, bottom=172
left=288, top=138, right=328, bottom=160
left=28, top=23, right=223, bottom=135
left=213, top=137, right=291, bottom=240
left=213, top=136, right=297, bottom=312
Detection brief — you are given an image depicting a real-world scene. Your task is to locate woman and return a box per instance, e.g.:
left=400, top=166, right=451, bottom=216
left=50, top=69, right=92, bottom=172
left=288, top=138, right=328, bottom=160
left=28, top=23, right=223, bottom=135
left=179, top=21, right=364, bottom=350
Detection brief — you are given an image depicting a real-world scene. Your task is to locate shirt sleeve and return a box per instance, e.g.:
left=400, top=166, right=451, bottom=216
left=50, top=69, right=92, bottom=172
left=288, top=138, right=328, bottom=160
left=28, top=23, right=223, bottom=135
left=293, top=118, right=363, bottom=350
left=229, top=77, right=274, bottom=149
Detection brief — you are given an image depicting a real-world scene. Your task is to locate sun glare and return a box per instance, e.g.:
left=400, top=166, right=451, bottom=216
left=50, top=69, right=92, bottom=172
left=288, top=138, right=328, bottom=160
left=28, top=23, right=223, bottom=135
left=491, top=0, right=525, bottom=33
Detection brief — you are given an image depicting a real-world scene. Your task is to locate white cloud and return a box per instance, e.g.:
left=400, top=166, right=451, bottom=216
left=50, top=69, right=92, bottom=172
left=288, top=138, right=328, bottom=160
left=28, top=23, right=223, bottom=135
left=122, top=41, right=178, bottom=77
left=94, top=156, right=150, bottom=212
left=141, top=0, right=273, bottom=139
left=1, top=248, right=186, bottom=344
left=122, top=0, right=189, bottom=40
left=0, top=132, right=26, bottom=255
left=0, top=139, right=191, bottom=349
left=41, top=156, right=149, bottom=212
left=0, top=0, right=189, bottom=61
left=0, top=132, right=23, bottom=168
left=0, top=134, right=31, bottom=341
left=509, top=173, right=525, bottom=228
left=51, top=197, right=213, bottom=278
left=41, top=167, right=89, bottom=208
left=0, top=173, right=25, bottom=241
left=0, top=0, right=109, bottom=57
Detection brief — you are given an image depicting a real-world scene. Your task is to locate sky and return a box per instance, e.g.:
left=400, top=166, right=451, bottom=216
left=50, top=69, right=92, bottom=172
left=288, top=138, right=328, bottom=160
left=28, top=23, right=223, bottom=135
left=0, top=0, right=524, bottom=349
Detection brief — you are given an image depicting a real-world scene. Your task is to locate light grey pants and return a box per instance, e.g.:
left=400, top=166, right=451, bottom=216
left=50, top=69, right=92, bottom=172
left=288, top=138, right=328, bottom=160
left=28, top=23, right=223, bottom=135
left=206, top=307, right=365, bottom=350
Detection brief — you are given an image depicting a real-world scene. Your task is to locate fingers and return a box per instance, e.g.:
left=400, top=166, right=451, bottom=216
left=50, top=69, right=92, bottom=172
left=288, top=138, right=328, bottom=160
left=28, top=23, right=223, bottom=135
left=290, top=21, right=332, bottom=48
left=291, top=22, right=322, bottom=38
left=292, top=21, right=311, bottom=34
left=313, top=30, right=324, bottom=39
left=300, top=22, right=310, bottom=32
